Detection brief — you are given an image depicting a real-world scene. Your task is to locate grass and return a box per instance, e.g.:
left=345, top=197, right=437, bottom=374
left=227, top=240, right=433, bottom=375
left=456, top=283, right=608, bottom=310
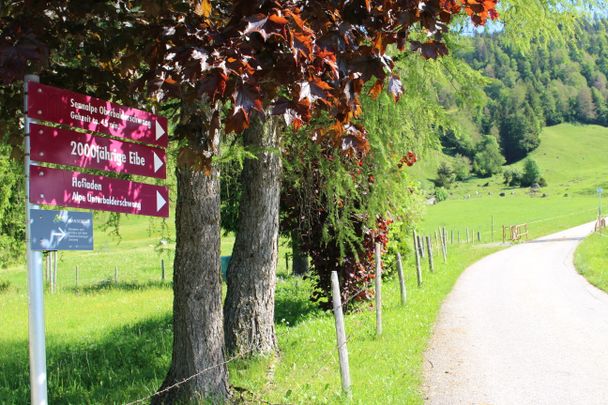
left=574, top=231, right=608, bottom=292
left=230, top=244, right=500, bottom=404
left=0, top=239, right=498, bottom=404
left=2, top=122, right=607, bottom=403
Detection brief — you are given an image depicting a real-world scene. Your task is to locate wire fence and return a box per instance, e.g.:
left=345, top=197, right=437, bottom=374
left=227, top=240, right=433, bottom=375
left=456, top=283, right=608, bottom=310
left=27, top=206, right=602, bottom=403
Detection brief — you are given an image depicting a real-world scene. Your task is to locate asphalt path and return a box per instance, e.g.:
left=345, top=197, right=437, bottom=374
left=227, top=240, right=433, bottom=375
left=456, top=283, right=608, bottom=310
left=423, top=222, right=608, bottom=404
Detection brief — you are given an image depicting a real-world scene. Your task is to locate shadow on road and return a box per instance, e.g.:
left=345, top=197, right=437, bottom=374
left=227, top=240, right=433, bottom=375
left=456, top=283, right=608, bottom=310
left=525, top=237, right=585, bottom=244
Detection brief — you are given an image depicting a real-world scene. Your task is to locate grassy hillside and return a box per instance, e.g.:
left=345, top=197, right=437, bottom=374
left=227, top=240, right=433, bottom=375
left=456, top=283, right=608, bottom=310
left=420, top=124, right=608, bottom=235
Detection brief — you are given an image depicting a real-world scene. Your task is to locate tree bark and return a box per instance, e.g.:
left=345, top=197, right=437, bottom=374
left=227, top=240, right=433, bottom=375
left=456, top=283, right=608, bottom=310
left=153, top=124, right=229, bottom=403
left=224, top=116, right=281, bottom=356
left=291, top=230, right=309, bottom=276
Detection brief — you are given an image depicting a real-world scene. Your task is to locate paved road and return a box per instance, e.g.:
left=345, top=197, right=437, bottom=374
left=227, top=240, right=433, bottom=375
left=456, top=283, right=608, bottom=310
left=424, top=222, right=608, bottom=404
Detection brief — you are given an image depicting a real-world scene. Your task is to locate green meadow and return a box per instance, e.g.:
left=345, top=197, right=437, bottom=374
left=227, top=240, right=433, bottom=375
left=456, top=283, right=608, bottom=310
left=575, top=231, right=608, bottom=293
left=420, top=124, right=607, bottom=237
left=1, top=123, right=607, bottom=403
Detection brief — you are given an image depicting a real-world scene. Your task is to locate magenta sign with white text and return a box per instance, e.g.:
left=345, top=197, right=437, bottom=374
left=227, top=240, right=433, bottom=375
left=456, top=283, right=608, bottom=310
left=27, top=82, right=168, bottom=148
left=30, top=166, right=169, bottom=218
left=30, top=123, right=167, bottom=179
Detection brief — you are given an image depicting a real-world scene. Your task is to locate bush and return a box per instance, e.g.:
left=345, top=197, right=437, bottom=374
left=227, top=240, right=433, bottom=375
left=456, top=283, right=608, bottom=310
left=0, top=280, right=10, bottom=294
left=435, top=187, right=449, bottom=202
left=452, top=154, right=471, bottom=181
left=473, top=136, right=505, bottom=177
left=539, top=177, right=548, bottom=187
left=521, top=158, right=542, bottom=187
left=503, top=168, right=522, bottom=187
left=435, top=161, right=456, bottom=188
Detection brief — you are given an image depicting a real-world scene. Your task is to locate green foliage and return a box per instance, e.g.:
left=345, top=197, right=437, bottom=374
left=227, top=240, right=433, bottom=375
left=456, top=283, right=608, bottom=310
left=440, top=128, right=476, bottom=158
left=434, top=187, right=449, bottom=202
left=451, top=17, right=608, bottom=164
left=435, top=161, right=456, bottom=188
left=503, top=168, right=522, bottom=187
left=473, top=136, right=505, bottom=177
left=452, top=154, right=471, bottom=181
left=521, top=158, right=542, bottom=187
left=0, top=144, right=24, bottom=268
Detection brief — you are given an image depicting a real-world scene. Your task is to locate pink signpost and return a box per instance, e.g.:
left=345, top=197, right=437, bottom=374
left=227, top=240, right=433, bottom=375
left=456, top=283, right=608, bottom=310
left=30, top=166, right=169, bottom=218
left=27, top=82, right=168, bottom=148
left=24, top=77, right=171, bottom=404
left=30, top=123, right=167, bottom=179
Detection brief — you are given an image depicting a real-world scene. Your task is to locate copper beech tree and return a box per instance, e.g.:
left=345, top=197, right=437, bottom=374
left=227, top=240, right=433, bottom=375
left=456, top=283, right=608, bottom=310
left=1, top=0, right=499, bottom=402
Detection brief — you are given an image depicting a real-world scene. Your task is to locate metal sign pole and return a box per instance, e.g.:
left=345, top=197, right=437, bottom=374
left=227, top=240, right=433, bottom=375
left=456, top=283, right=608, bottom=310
left=25, top=74, right=48, bottom=405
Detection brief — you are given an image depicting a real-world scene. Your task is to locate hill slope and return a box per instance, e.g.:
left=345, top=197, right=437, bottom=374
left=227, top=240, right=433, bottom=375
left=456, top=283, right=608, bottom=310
left=419, top=123, right=608, bottom=236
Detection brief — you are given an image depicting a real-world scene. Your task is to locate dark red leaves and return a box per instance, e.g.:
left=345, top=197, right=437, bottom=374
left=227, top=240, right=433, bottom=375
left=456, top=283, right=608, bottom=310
left=299, top=78, right=332, bottom=105
left=411, top=40, right=449, bottom=59
left=198, top=69, right=228, bottom=103
left=225, top=82, right=263, bottom=133
left=134, top=0, right=501, bottom=167
left=398, top=151, right=418, bottom=168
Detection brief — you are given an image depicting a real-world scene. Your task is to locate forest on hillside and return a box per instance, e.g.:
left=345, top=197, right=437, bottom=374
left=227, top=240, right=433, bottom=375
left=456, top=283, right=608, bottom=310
left=442, top=19, right=608, bottom=165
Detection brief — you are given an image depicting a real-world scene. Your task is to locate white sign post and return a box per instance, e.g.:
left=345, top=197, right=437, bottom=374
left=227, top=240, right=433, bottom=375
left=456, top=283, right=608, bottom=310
left=25, top=74, right=48, bottom=405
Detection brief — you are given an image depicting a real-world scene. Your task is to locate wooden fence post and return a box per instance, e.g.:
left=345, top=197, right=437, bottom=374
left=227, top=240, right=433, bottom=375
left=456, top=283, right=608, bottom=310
left=466, top=228, right=470, bottom=243
left=413, top=231, right=422, bottom=287
left=375, top=244, right=382, bottom=337
left=477, top=230, right=481, bottom=243
left=458, top=231, right=461, bottom=244
left=114, top=266, right=118, bottom=284
left=502, top=225, right=506, bottom=243
left=161, top=259, right=166, bottom=282
left=418, top=235, right=425, bottom=258
left=44, top=252, right=49, bottom=286
left=52, top=251, right=57, bottom=293
left=426, top=236, right=434, bottom=273
left=396, top=252, right=407, bottom=305
left=75, top=266, right=79, bottom=289
left=331, top=271, right=352, bottom=396
left=440, top=231, right=447, bottom=264
left=450, top=229, right=454, bottom=244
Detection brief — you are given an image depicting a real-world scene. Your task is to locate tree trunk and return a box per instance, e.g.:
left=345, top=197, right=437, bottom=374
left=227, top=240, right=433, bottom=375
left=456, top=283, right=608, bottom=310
left=153, top=134, right=229, bottom=402
left=224, top=116, right=281, bottom=356
left=291, top=230, right=309, bottom=276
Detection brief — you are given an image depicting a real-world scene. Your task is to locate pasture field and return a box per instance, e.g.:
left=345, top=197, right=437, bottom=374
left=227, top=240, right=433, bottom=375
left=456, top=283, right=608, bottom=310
left=1, top=123, right=607, bottom=403
left=0, top=229, right=497, bottom=403
left=420, top=124, right=608, bottom=237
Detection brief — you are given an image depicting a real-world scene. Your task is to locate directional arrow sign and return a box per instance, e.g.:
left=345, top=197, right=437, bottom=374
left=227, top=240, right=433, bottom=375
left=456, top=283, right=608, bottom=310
left=30, top=123, right=166, bottom=179
left=30, top=209, right=93, bottom=251
left=27, top=82, right=168, bottom=148
left=30, top=166, right=169, bottom=218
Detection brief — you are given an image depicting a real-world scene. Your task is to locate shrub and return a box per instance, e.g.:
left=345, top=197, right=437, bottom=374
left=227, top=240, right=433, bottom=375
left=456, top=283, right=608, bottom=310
left=521, top=158, right=542, bottom=187
left=434, top=187, right=449, bottom=202
left=503, top=168, right=522, bottom=187
left=473, top=136, right=505, bottom=177
left=435, top=161, right=456, bottom=188
left=0, top=280, right=10, bottom=294
left=539, top=177, right=548, bottom=187
left=453, top=154, right=471, bottom=181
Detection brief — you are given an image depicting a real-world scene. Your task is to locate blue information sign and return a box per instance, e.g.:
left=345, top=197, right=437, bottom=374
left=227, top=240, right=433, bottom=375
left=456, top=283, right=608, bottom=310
left=30, top=209, right=93, bottom=251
